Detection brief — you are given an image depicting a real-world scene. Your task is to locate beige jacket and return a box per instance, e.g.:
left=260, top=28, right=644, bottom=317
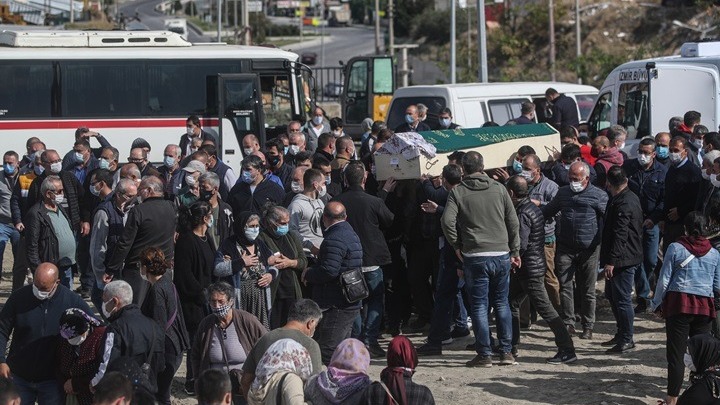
left=247, top=371, right=310, bottom=405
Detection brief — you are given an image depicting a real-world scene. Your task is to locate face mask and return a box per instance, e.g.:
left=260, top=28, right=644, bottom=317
left=187, top=127, right=194, bottom=136
left=164, top=156, right=176, bottom=168
left=291, top=181, right=303, bottom=194
left=27, top=152, right=36, bottom=162
left=657, top=146, right=670, bottom=159
left=332, top=130, right=343, bottom=137
left=244, top=226, right=260, bottom=241
left=618, top=142, right=626, bottom=150
left=669, top=152, right=683, bottom=165
left=50, top=162, right=62, bottom=174
left=569, top=181, right=585, bottom=193
left=34, top=165, right=45, bottom=176
left=102, top=299, right=115, bottom=319
left=212, top=302, right=232, bottom=318
left=318, top=185, right=327, bottom=198
left=638, top=154, right=652, bottom=166
left=186, top=175, right=197, bottom=186
left=712, top=175, right=720, bottom=188
left=207, top=215, right=214, bottom=228
left=520, top=170, right=534, bottom=182
left=288, top=145, right=300, bottom=156
left=32, top=283, right=54, bottom=300
left=242, top=170, right=255, bottom=184
left=405, top=114, right=414, bottom=124
left=200, top=189, right=214, bottom=201
left=140, top=268, right=148, bottom=281
left=68, top=334, right=87, bottom=346
left=370, top=164, right=376, bottom=176
left=243, top=148, right=254, bottom=156
left=684, top=352, right=696, bottom=372
left=512, top=160, right=523, bottom=174
left=53, top=192, right=64, bottom=205
left=312, top=116, right=323, bottom=126
left=563, top=163, right=571, bottom=171
left=439, top=118, right=451, bottom=128
left=693, top=139, right=704, bottom=149
left=325, top=175, right=331, bottom=185
left=283, top=146, right=289, bottom=155
left=268, top=155, right=281, bottom=167
left=702, top=170, right=711, bottom=180
left=90, top=183, right=101, bottom=197
left=275, top=224, right=289, bottom=237
left=3, top=164, right=15, bottom=175
left=190, top=147, right=198, bottom=154
left=99, top=158, right=110, bottom=170
left=74, top=152, right=84, bottom=164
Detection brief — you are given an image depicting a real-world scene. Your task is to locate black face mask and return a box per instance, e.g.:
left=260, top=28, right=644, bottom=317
left=199, top=189, right=214, bottom=202
left=268, top=155, right=281, bottom=167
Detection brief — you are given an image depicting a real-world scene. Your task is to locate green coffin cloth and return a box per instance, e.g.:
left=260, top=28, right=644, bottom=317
left=417, top=123, right=558, bottom=154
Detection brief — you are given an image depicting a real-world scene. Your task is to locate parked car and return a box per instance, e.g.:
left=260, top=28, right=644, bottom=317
left=323, top=82, right=343, bottom=97
left=301, top=52, right=317, bottom=66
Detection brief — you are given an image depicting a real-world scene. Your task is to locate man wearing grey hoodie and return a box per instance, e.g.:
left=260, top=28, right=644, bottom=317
left=441, top=151, right=520, bottom=368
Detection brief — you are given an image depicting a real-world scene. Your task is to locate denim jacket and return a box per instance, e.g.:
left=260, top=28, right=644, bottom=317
left=651, top=243, right=720, bottom=311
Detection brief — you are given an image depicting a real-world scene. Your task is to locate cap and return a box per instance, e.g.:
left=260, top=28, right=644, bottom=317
left=371, top=120, right=386, bottom=133
left=131, top=137, right=151, bottom=151
left=182, top=160, right=207, bottom=174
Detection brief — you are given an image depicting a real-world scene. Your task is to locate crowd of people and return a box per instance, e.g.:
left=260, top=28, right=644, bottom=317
left=2, top=95, right=720, bottom=405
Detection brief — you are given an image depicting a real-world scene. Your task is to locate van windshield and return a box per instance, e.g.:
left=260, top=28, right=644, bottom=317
left=387, top=96, right=446, bottom=131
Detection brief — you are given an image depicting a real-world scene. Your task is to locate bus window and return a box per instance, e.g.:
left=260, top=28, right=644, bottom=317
left=488, top=99, right=526, bottom=125
left=260, top=75, right=293, bottom=129
left=587, top=92, right=612, bottom=138
left=62, top=62, right=143, bottom=117
left=0, top=63, right=54, bottom=118
left=618, top=83, right=649, bottom=139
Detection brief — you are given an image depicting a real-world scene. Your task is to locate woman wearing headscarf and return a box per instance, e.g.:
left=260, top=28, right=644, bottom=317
left=215, top=210, right=278, bottom=330
left=304, top=338, right=371, bottom=405
left=366, top=335, right=435, bottom=405
left=140, top=246, right=191, bottom=405
left=56, top=308, right=106, bottom=405
left=174, top=201, right=216, bottom=394
left=246, top=338, right=313, bottom=405
left=653, top=212, right=720, bottom=405
left=259, top=204, right=306, bottom=329
left=678, top=334, right=720, bottom=405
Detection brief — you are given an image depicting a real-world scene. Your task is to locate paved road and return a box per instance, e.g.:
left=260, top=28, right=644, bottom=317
left=280, top=25, right=377, bottom=68
left=118, top=0, right=209, bottom=42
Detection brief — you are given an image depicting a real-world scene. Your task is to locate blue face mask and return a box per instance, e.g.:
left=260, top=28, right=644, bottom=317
left=98, top=158, right=110, bottom=170
left=275, top=224, right=289, bottom=237
left=34, top=165, right=44, bottom=176
left=3, top=163, right=14, bottom=175
left=405, top=114, right=414, bottom=124
left=325, top=175, right=331, bottom=185
left=207, top=215, right=214, bottom=228
left=244, top=226, right=260, bottom=241
left=657, top=146, right=669, bottom=159
left=439, top=118, right=451, bottom=128
left=512, top=159, right=523, bottom=174
left=283, top=146, right=289, bottom=155
left=242, top=170, right=255, bottom=184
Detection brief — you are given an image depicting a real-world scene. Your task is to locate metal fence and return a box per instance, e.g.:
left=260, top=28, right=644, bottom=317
left=311, top=66, right=344, bottom=103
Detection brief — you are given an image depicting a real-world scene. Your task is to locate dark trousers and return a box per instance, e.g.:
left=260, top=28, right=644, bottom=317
left=75, top=233, right=94, bottom=292
left=555, top=245, right=600, bottom=329
left=271, top=297, right=297, bottom=330
left=156, top=340, right=183, bottom=405
left=510, top=274, right=574, bottom=352
left=12, top=233, right=28, bottom=291
left=428, top=251, right=467, bottom=345
left=121, top=266, right=150, bottom=307
left=605, top=265, right=638, bottom=344
left=315, top=307, right=359, bottom=365
left=665, top=313, right=712, bottom=396
left=406, top=239, right=439, bottom=321
left=385, top=240, right=412, bottom=329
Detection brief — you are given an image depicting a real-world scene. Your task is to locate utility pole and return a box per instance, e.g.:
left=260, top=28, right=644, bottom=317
left=388, top=0, right=394, bottom=57
left=477, top=0, right=487, bottom=82
left=299, top=3, right=303, bottom=43
left=450, top=0, right=456, bottom=83
left=393, top=44, right=418, bottom=87
left=234, top=0, right=238, bottom=30
left=217, top=0, right=222, bottom=42
left=575, top=0, right=581, bottom=83
left=320, top=2, right=325, bottom=66
left=549, top=0, right=556, bottom=81
left=241, top=0, right=249, bottom=44
left=374, top=0, right=381, bottom=54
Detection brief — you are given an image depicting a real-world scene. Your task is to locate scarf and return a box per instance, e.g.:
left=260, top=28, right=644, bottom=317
left=59, top=308, right=102, bottom=339
left=250, top=339, right=312, bottom=400
left=381, top=336, right=418, bottom=405
left=688, top=334, right=720, bottom=398
left=316, top=338, right=370, bottom=403
left=678, top=235, right=713, bottom=257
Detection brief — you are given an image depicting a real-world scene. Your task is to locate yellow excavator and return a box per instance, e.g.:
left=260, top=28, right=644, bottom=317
left=0, top=3, right=27, bottom=24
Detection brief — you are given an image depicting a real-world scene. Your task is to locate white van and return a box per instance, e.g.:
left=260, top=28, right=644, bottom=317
left=588, top=41, right=720, bottom=148
left=385, top=82, right=598, bottom=131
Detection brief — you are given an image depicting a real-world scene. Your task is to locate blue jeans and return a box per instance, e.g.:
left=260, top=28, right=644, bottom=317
left=635, top=225, right=660, bottom=300
left=463, top=254, right=512, bottom=355
left=352, top=269, right=384, bottom=345
left=0, top=222, right=20, bottom=274
left=12, top=375, right=63, bottom=405
left=428, top=253, right=468, bottom=345
left=59, top=265, right=73, bottom=289
left=607, top=265, right=638, bottom=344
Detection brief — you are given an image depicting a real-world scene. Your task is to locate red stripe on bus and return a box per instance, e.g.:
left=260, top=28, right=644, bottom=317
left=0, top=118, right=220, bottom=130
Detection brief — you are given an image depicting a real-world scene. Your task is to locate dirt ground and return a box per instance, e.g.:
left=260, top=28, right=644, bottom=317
left=0, top=249, right=680, bottom=405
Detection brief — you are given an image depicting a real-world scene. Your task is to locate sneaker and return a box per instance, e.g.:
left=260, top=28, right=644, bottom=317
left=546, top=351, right=578, bottom=365
left=367, top=344, right=387, bottom=359
left=567, top=324, right=577, bottom=335
left=406, top=318, right=429, bottom=333
left=604, top=342, right=635, bottom=354
left=450, top=328, right=470, bottom=339
left=499, top=352, right=515, bottom=365
left=184, top=380, right=195, bottom=396
left=466, top=354, right=492, bottom=368
left=416, top=343, right=442, bottom=356
left=579, top=328, right=593, bottom=340
left=511, top=346, right=519, bottom=358
left=601, top=337, right=619, bottom=347
left=465, top=342, right=476, bottom=351
left=634, top=299, right=650, bottom=314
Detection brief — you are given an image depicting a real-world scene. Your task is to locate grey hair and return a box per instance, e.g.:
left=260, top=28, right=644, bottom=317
left=105, top=280, right=133, bottom=306
left=417, top=103, right=428, bottom=115
left=166, top=144, right=182, bottom=157
left=287, top=299, right=322, bottom=323
left=116, top=178, right=135, bottom=196
left=570, top=160, right=591, bottom=178
left=199, top=171, right=220, bottom=190
left=703, top=150, right=720, bottom=165
left=140, top=176, right=164, bottom=196
left=206, top=281, right=234, bottom=302
left=262, top=205, right=289, bottom=229
left=123, top=164, right=141, bottom=179
left=40, top=175, right=61, bottom=196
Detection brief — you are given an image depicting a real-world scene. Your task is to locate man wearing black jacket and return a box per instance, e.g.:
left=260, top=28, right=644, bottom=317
left=228, top=155, right=285, bottom=214
left=546, top=88, right=579, bottom=129
left=0, top=263, right=92, bottom=404
left=394, top=105, right=431, bottom=133
left=601, top=166, right=643, bottom=354
left=105, top=176, right=176, bottom=306
left=662, top=136, right=702, bottom=253
left=332, top=161, right=394, bottom=358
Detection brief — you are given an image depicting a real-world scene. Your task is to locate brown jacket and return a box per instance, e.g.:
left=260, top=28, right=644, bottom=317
left=191, top=309, right=267, bottom=377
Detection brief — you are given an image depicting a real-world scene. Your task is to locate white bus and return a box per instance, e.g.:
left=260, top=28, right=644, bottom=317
left=0, top=30, right=309, bottom=169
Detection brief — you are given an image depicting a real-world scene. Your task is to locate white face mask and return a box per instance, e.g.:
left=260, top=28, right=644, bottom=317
left=50, top=162, right=62, bottom=174
left=187, top=127, right=195, bottom=137
left=520, top=170, right=534, bottom=182
left=288, top=145, right=300, bottom=155
left=638, top=154, right=652, bottom=166
left=312, top=116, right=323, bottom=126
left=711, top=174, right=720, bottom=188
left=291, top=181, right=303, bottom=194
left=68, top=333, right=87, bottom=346
left=702, top=170, right=712, bottom=180
left=186, top=175, right=197, bottom=186
left=53, top=192, right=64, bottom=205
left=102, top=299, right=115, bottom=319
left=243, top=148, right=254, bottom=156
left=32, top=283, right=55, bottom=300
left=569, top=181, right=585, bottom=193
left=318, top=184, right=327, bottom=198
left=684, top=352, right=696, bottom=372
left=669, top=152, right=683, bottom=165
left=618, top=142, right=626, bottom=150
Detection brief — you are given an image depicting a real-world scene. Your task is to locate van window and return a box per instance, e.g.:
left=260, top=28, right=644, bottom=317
left=532, top=98, right=552, bottom=124
left=461, top=100, right=485, bottom=128
left=488, top=99, right=526, bottom=125
left=588, top=92, right=612, bottom=137
left=618, top=83, right=649, bottom=139
left=576, top=94, right=598, bottom=121
left=386, top=97, right=445, bottom=130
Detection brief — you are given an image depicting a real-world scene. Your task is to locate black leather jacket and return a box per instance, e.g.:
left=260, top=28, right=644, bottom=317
left=516, top=199, right=546, bottom=279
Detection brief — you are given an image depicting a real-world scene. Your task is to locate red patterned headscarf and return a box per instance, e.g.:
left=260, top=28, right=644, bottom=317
left=380, top=335, right=418, bottom=405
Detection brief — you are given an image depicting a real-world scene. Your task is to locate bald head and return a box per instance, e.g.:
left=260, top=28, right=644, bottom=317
left=120, top=163, right=141, bottom=185
left=242, top=134, right=260, bottom=154
left=323, top=201, right=347, bottom=227
left=252, top=150, right=267, bottom=165
left=34, top=262, right=60, bottom=294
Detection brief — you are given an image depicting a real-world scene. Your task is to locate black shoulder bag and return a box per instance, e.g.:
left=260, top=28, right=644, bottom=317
left=340, top=268, right=369, bottom=303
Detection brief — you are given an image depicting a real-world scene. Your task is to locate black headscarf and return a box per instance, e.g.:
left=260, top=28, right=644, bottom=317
left=688, top=334, right=720, bottom=398
left=233, top=211, right=260, bottom=247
